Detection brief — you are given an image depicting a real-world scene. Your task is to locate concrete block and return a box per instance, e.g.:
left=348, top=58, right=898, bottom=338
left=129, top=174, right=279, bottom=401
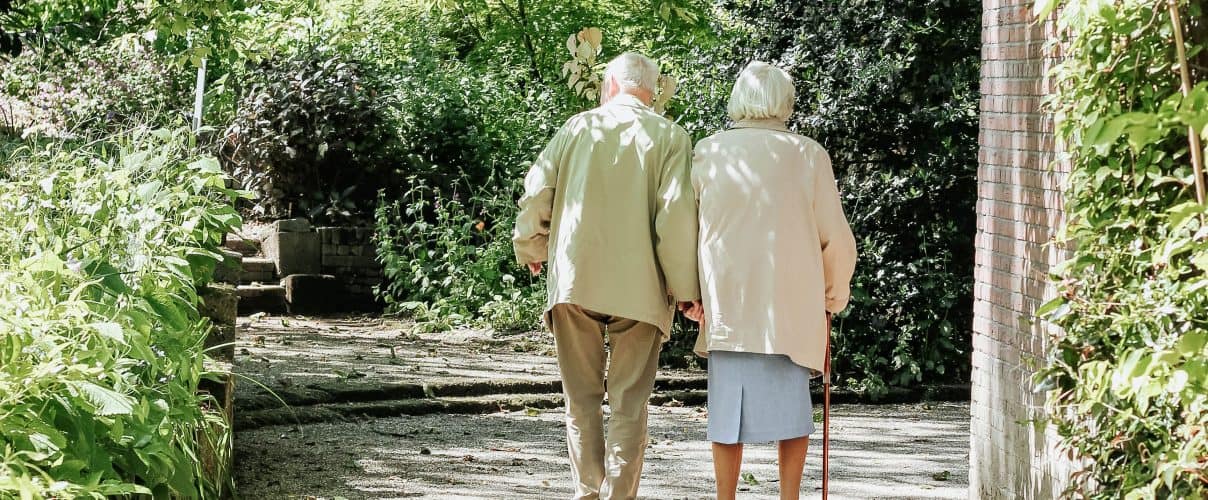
left=263, top=231, right=321, bottom=277
left=199, top=284, right=239, bottom=326
left=273, top=217, right=311, bottom=233
left=223, top=234, right=260, bottom=257
left=283, top=274, right=339, bottom=314
left=320, top=227, right=342, bottom=245
left=200, top=284, right=238, bottom=362
left=236, top=284, right=287, bottom=314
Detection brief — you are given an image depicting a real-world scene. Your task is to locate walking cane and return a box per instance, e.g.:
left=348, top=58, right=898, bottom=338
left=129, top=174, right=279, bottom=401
left=822, top=313, right=832, bottom=499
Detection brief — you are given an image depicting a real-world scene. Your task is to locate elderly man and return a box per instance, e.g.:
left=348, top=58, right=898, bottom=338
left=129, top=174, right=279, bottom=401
left=513, top=52, right=701, bottom=499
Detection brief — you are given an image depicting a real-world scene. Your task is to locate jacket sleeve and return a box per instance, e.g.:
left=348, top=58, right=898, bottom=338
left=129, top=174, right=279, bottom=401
left=813, top=148, right=858, bottom=313
left=654, top=128, right=701, bottom=302
left=512, top=124, right=568, bottom=265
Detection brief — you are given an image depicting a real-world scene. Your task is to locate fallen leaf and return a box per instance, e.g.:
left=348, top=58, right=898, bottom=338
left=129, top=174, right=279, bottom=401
left=932, top=470, right=951, bottom=481
left=741, top=471, right=759, bottom=486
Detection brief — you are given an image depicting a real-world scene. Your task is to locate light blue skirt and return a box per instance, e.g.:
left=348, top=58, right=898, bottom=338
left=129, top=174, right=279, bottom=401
left=707, top=350, right=816, bottom=444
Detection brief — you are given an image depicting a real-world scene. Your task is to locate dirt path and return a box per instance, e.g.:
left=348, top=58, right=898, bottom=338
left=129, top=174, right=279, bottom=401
left=233, top=314, right=705, bottom=413
left=234, top=402, right=969, bottom=499
left=231, top=316, right=970, bottom=498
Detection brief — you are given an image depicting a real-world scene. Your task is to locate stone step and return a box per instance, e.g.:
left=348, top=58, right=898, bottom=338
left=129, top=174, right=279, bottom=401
left=241, top=257, right=277, bottom=285
left=234, top=389, right=710, bottom=430
left=236, top=284, right=287, bottom=314
left=213, top=249, right=243, bottom=285
left=223, top=234, right=261, bottom=257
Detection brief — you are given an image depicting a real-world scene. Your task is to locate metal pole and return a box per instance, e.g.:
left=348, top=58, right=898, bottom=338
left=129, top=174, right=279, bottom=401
left=193, top=57, right=207, bottom=132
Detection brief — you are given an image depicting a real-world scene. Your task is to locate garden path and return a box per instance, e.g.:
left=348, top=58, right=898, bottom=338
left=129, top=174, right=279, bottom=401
left=232, top=315, right=970, bottom=499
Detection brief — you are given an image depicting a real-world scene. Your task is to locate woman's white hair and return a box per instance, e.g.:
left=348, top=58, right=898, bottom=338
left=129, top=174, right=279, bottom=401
left=727, top=61, right=795, bottom=122
left=603, top=52, right=660, bottom=94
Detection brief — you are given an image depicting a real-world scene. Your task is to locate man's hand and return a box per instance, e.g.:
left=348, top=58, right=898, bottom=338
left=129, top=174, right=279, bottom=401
left=527, top=262, right=543, bottom=276
left=678, top=300, right=704, bottom=323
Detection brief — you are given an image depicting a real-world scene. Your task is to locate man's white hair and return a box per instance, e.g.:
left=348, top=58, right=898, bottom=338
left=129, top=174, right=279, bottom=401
left=603, top=52, right=660, bottom=94
left=727, top=61, right=795, bottom=122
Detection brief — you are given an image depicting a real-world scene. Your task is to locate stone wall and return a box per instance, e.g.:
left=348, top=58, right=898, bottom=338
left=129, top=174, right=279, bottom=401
left=971, top=1, right=1071, bottom=498
left=317, top=226, right=383, bottom=302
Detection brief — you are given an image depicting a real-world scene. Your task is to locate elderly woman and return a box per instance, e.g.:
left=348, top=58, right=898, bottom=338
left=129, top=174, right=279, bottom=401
left=688, top=61, right=858, bottom=500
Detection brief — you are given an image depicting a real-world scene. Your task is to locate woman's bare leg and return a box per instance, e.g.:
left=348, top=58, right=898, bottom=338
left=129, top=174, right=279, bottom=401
left=712, top=442, right=744, bottom=500
left=777, top=436, right=809, bottom=500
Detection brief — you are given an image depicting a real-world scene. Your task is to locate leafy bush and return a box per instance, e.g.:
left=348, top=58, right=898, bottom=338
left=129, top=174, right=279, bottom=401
left=730, top=0, right=981, bottom=392
left=220, top=35, right=400, bottom=223
left=374, top=180, right=544, bottom=333
left=0, top=39, right=189, bottom=137
left=1036, top=1, right=1208, bottom=497
left=0, top=127, right=242, bottom=498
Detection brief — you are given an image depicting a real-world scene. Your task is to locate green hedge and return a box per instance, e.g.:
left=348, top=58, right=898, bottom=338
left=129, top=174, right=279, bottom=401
left=720, top=0, right=981, bottom=392
left=1037, top=1, right=1208, bottom=497
left=0, top=128, right=242, bottom=498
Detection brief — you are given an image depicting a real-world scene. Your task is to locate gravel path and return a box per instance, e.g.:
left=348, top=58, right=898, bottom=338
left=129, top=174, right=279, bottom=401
left=231, top=316, right=970, bottom=498
left=232, top=314, right=704, bottom=410
left=234, top=402, right=969, bottom=499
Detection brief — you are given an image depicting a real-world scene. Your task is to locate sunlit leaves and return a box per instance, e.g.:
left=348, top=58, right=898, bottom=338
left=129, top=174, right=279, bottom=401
left=563, top=27, right=604, bottom=102
left=0, top=127, right=242, bottom=498
left=1039, top=1, right=1208, bottom=497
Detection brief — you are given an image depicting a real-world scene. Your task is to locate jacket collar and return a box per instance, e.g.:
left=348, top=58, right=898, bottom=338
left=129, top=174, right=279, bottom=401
left=605, top=92, right=653, bottom=110
left=731, top=118, right=789, bottom=132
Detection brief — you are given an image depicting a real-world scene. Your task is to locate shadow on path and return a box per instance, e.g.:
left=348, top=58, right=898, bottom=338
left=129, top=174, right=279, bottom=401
left=235, top=402, right=969, bottom=499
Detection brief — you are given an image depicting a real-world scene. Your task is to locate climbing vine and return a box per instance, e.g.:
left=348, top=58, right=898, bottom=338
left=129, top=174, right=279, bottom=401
left=1037, top=1, right=1208, bottom=498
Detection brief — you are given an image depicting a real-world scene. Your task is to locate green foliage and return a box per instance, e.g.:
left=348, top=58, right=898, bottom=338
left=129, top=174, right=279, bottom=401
left=374, top=180, right=544, bottom=333
left=0, top=127, right=243, bottom=498
left=1037, top=1, right=1208, bottom=497
left=1, top=0, right=256, bottom=68
left=732, top=0, right=981, bottom=392
left=221, top=32, right=399, bottom=223
left=0, top=39, right=189, bottom=137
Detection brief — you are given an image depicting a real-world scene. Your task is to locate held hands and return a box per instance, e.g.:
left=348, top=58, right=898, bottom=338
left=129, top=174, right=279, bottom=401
left=678, top=300, right=704, bottom=323
left=527, top=262, right=543, bottom=276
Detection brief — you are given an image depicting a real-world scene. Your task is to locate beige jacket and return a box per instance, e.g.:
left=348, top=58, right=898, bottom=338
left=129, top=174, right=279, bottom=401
left=512, top=93, right=701, bottom=337
left=691, top=119, right=857, bottom=372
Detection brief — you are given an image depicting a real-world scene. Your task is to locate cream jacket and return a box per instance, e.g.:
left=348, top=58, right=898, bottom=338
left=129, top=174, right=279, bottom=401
left=691, top=119, right=857, bottom=372
left=512, top=93, right=701, bottom=337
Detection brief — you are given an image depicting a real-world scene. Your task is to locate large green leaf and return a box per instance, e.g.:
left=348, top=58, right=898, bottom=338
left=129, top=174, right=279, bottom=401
left=68, top=381, right=135, bottom=416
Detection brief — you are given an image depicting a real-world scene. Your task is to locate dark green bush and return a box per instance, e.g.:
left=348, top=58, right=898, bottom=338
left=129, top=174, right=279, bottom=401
left=1037, top=1, right=1208, bottom=497
left=220, top=37, right=400, bottom=223
left=728, top=0, right=981, bottom=392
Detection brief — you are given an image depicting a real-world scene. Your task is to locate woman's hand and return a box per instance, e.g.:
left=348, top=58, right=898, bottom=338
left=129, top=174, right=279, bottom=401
left=678, top=300, right=704, bottom=323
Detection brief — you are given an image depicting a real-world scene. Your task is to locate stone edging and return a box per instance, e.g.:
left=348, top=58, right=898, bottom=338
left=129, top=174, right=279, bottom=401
left=235, top=379, right=970, bottom=430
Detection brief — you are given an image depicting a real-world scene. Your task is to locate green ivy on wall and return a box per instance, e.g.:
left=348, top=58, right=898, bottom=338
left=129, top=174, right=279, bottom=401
left=1037, top=1, right=1208, bottom=498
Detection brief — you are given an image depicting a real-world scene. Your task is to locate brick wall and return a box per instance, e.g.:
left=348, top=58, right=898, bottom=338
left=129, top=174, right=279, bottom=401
left=972, top=1, right=1071, bottom=498
left=317, top=226, right=382, bottom=299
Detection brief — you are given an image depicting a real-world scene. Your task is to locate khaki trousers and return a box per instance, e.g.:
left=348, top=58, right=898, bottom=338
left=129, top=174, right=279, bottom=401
left=549, top=304, right=662, bottom=500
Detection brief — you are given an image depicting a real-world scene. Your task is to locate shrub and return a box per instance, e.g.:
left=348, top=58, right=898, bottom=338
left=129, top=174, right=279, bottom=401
left=0, top=40, right=189, bottom=137
left=1036, top=1, right=1208, bottom=497
left=0, top=127, right=242, bottom=498
left=729, top=0, right=981, bottom=392
left=374, top=179, right=544, bottom=333
left=220, top=35, right=400, bottom=224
